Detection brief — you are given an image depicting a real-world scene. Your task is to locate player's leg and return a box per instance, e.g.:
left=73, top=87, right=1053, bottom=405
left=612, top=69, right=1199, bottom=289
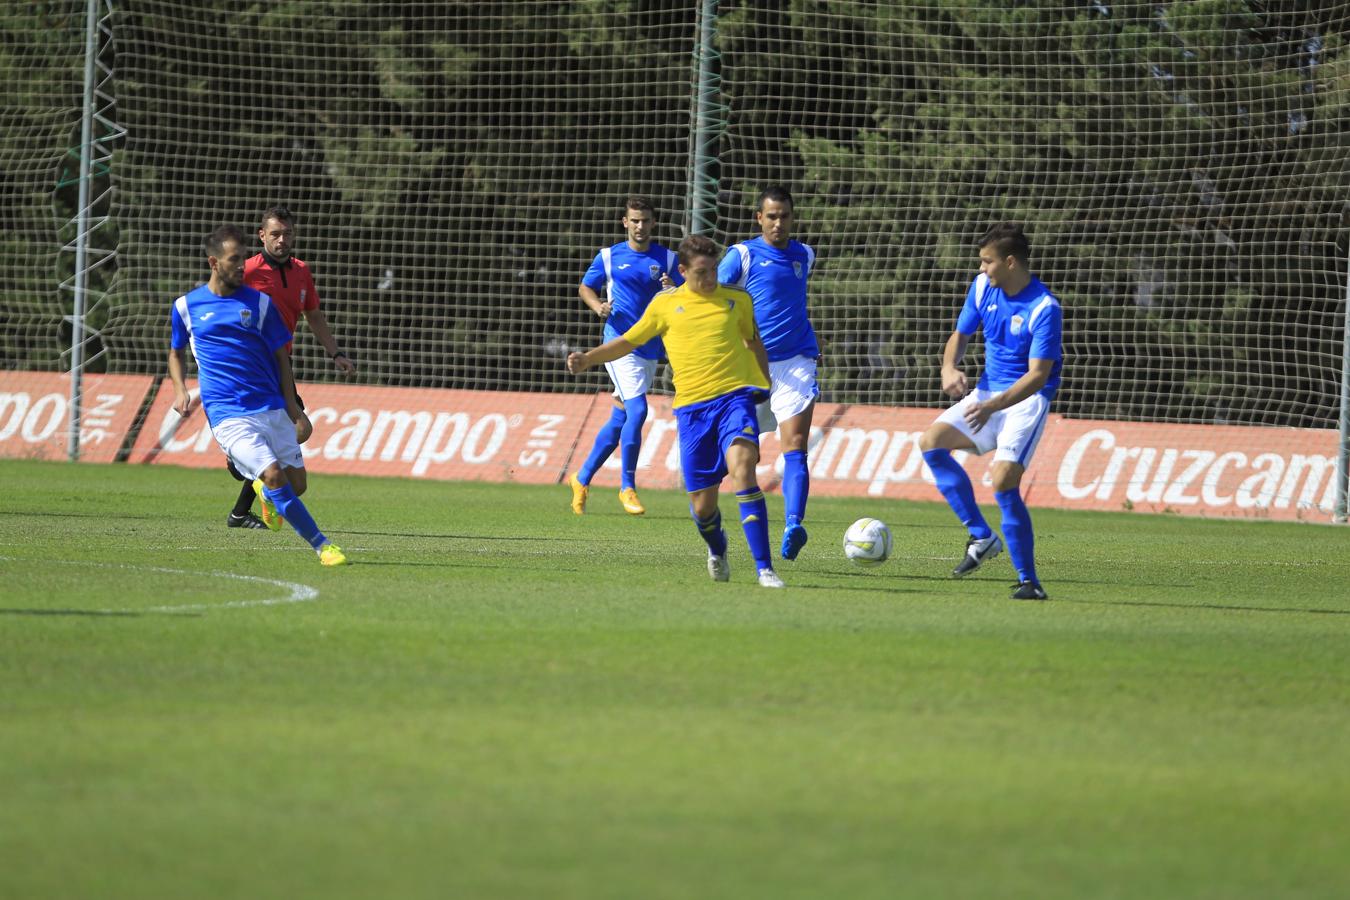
left=919, top=395, right=1001, bottom=576
left=612, top=354, right=657, bottom=515
left=992, top=465, right=1043, bottom=599
left=688, top=486, right=730, bottom=581
left=617, top=395, right=649, bottom=514
left=222, top=410, right=347, bottom=565
left=677, top=399, right=732, bottom=581
left=726, top=436, right=782, bottom=588
left=225, top=458, right=266, bottom=528
left=719, top=391, right=781, bottom=587
left=990, top=396, right=1052, bottom=600
left=770, top=356, right=818, bottom=561
left=571, top=398, right=624, bottom=514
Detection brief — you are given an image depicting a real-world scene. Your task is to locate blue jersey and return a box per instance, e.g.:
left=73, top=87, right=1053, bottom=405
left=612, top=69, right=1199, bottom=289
left=169, top=284, right=294, bottom=427
left=955, top=273, right=1063, bottom=399
left=718, top=236, right=819, bottom=362
left=581, top=242, right=681, bottom=361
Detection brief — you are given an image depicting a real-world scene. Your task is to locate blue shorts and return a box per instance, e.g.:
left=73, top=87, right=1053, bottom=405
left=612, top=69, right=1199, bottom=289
left=674, top=388, right=761, bottom=492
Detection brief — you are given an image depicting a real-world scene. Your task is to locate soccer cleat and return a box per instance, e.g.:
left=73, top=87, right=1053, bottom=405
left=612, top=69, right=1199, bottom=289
left=619, top=487, right=646, bottom=515
left=780, top=523, right=808, bottom=561
left=568, top=473, right=589, bottom=515
left=952, top=534, right=1002, bottom=577
left=757, top=568, right=786, bottom=589
left=319, top=543, right=349, bottom=567
left=227, top=511, right=268, bottom=530
left=252, top=479, right=284, bottom=531
left=1011, top=580, right=1048, bottom=601
left=707, top=552, right=731, bottom=582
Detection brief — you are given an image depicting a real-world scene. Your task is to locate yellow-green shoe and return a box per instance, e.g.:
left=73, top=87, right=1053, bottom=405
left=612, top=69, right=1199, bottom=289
left=252, top=479, right=284, bottom=531
left=569, top=472, right=589, bottom=515
left=319, top=543, right=348, bottom=567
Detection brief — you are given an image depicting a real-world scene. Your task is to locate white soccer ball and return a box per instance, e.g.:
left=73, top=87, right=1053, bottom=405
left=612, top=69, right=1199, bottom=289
left=842, top=517, right=892, bottom=567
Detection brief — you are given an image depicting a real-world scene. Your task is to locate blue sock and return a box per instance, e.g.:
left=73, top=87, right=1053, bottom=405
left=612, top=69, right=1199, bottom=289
left=781, top=449, right=809, bottom=527
left=922, top=449, right=992, bottom=540
left=995, top=488, right=1037, bottom=584
left=736, top=487, right=773, bottom=571
left=691, top=505, right=728, bottom=558
left=262, top=483, right=328, bottom=550
left=578, top=405, right=625, bottom=485
left=618, top=396, right=648, bottom=491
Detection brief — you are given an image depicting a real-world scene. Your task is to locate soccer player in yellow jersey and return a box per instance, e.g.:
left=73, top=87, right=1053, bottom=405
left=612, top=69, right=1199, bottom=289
left=567, top=235, right=786, bottom=588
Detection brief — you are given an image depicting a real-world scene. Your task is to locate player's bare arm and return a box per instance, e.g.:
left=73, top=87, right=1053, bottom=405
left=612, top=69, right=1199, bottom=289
left=746, top=334, right=771, bottom=388
left=962, top=358, right=1055, bottom=432
left=302, top=308, right=355, bottom=374
left=567, top=337, right=636, bottom=375
left=578, top=283, right=611, bottom=319
left=167, top=347, right=193, bottom=417
left=940, top=331, right=972, bottom=398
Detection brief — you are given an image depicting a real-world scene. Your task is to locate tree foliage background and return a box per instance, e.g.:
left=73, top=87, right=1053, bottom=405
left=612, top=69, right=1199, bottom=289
left=2, top=0, right=1347, bottom=427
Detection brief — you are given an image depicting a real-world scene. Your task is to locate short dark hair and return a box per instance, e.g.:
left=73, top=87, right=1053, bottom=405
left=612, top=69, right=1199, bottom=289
left=260, top=205, right=295, bottom=227
left=756, top=185, right=794, bottom=211
left=204, top=224, right=248, bottom=257
left=624, top=196, right=655, bottom=217
left=978, top=223, right=1030, bottom=263
left=678, top=234, right=719, bottom=268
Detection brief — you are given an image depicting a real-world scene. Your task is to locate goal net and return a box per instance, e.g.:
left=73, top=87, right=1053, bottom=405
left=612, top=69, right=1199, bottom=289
left=3, top=1, right=1347, bottom=430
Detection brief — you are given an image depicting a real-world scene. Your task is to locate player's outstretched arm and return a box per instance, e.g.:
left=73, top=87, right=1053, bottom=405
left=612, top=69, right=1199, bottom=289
left=567, top=337, right=636, bottom=375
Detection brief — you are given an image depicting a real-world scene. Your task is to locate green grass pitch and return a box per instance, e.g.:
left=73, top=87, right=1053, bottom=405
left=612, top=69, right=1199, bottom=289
left=2, top=458, right=1349, bottom=899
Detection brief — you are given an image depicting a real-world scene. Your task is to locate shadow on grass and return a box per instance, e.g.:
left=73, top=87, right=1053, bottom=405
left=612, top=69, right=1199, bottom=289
left=0, top=607, right=203, bottom=618
left=1063, top=597, right=1350, bottom=616
left=334, top=530, right=592, bottom=542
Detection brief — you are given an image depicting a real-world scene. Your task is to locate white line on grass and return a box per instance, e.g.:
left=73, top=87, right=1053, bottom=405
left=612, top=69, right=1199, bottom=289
left=0, top=557, right=319, bottom=613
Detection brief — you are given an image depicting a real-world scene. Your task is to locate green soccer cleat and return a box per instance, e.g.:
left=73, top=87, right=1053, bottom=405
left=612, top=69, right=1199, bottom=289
left=319, top=543, right=348, bottom=567
left=252, top=479, right=284, bottom=531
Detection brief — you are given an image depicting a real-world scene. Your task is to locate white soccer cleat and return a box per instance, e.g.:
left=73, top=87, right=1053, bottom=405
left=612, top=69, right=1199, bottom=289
left=757, top=568, right=785, bottom=589
left=707, top=553, right=731, bottom=582
left=953, top=534, right=1002, bottom=578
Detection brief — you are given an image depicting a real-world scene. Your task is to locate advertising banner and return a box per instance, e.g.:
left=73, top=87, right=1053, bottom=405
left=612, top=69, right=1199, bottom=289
left=4, top=367, right=1335, bottom=523
left=0, top=371, right=155, bottom=463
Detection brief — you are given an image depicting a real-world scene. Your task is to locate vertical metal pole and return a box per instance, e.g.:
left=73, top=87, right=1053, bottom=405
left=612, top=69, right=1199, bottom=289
left=68, top=0, right=99, bottom=461
left=1335, top=247, right=1350, bottom=522
left=688, top=0, right=720, bottom=237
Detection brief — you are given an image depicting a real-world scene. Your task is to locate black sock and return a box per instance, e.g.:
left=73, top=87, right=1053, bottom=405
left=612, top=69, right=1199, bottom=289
left=231, top=480, right=256, bottom=517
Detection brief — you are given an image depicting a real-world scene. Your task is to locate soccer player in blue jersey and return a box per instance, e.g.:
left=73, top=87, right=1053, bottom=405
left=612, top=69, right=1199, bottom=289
left=167, top=225, right=347, bottom=567
left=918, top=224, right=1063, bottom=600
left=568, top=197, right=683, bottom=517
left=567, top=235, right=785, bottom=589
left=718, top=186, right=820, bottom=562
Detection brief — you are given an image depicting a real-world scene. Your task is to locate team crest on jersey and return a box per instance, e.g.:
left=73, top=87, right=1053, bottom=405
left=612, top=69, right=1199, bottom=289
left=239, top=309, right=253, bottom=328
left=1010, top=314, right=1025, bottom=335
left=793, top=261, right=803, bottom=279
left=648, top=264, right=661, bottom=281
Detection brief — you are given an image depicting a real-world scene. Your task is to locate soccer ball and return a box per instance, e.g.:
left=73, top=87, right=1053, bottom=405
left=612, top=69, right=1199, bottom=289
left=842, top=517, right=892, bottom=567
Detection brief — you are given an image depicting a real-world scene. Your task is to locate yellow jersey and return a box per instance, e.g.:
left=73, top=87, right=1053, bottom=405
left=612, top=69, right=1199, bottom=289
left=623, top=281, right=769, bottom=409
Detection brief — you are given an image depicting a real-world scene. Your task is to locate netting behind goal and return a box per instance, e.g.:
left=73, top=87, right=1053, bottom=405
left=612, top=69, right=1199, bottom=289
left=2, top=1, right=1348, bottom=431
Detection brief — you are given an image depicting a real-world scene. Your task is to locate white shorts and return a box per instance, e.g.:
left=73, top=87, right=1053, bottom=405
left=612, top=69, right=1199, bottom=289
left=212, top=408, right=305, bottom=481
left=604, top=353, right=659, bottom=402
left=935, top=389, right=1051, bottom=466
left=767, top=355, right=819, bottom=423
